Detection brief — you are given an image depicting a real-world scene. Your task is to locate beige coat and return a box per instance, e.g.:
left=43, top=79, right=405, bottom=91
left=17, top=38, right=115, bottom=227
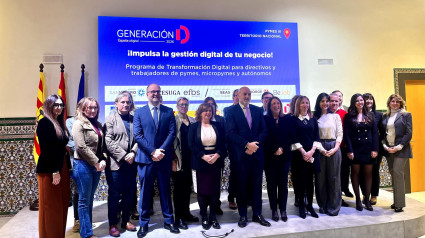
left=72, top=117, right=105, bottom=166
left=173, top=113, right=196, bottom=171
left=104, top=112, right=138, bottom=171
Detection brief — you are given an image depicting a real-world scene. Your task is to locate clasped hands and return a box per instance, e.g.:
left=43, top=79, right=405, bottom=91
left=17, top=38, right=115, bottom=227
left=274, top=147, right=283, bottom=156
left=152, top=149, right=165, bottom=161
left=320, top=148, right=338, bottom=158
left=95, top=160, right=106, bottom=172
left=300, top=148, right=314, bottom=163
left=202, top=153, right=220, bottom=164
left=245, top=141, right=259, bottom=155
left=125, top=152, right=135, bottom=164
left=385, top=146, right=398, bottom=154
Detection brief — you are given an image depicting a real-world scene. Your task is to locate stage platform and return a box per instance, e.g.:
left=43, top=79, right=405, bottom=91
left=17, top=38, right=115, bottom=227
left=1, top=189, right=425, bottom=238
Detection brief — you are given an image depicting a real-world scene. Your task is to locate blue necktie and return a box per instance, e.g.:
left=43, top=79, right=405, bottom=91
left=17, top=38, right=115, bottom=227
left=153, top=106, right=159, bottom=129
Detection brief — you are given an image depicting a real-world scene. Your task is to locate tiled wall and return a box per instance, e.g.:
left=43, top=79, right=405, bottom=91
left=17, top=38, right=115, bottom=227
left=0, top=118, right=392, bottom=213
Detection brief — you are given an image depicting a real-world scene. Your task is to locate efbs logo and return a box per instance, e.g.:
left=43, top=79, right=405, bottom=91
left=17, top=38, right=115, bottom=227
left=138, top=89, right=146, bottom=97
left=176, top=25, right=190, bottom=44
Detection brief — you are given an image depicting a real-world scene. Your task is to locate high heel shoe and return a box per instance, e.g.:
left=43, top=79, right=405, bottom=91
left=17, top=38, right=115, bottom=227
left=364, top=200, right=373, bottom=211
left=271, top=210, right=279, bottom=222
left=299, top=206, right=306, bottom=219
left=201, top=217, right=211, bottom=230
left=356, top=200, right=363, bottom=211
left=306, top=206, right=319, bottom=218
left=280, top=210, right=288, bottom=222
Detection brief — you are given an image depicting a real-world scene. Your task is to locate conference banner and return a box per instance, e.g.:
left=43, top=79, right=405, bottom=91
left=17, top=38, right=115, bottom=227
left=99, top=16, right=300, bottom=119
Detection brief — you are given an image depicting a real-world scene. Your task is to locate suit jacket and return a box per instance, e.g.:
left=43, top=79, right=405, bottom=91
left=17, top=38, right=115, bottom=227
left=133, top=104, right=176, bottom=165
left=104, top=112, right=138, bottom=171
left=264, top=114, right=295, bottom=161
left=188, top=121, right=228, bottom=171
left=381, top=111, right=413, bottom=158
left=36, top=118, right=70, bottom=173
left=174, top=114, right=196, bottom=171
left=72, top=117, right=105, bottom=166
left=225, top=104, right=267, bottom=162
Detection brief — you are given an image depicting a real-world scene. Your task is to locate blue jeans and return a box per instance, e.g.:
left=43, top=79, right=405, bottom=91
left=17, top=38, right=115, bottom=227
left=106, top=162, right=137, bottom=226
left=74, top=160, right=101, bottom=238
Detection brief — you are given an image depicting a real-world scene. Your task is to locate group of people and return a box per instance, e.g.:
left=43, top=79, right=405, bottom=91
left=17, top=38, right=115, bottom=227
left=35, top=83, right=413, bottom=238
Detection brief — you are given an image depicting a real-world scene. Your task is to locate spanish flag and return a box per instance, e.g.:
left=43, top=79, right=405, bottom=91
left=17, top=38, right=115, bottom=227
left=33, top=68, right=46, bottom=164
left=58, top=69, right=67, bottom=119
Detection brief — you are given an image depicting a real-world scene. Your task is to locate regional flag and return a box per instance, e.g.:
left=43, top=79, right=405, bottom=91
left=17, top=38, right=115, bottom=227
left=33, top=69, right=46, bottom=164
left=58, top=70, right=67, bottom=119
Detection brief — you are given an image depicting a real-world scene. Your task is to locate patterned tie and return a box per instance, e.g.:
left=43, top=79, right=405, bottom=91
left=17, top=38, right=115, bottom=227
left=244, top=106, right=252, bottom=129
left=153, top=106, right=159, bottom=129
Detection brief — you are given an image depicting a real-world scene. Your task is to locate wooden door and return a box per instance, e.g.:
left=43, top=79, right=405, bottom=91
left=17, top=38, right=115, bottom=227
left=405, top=80, right=425, bottom=192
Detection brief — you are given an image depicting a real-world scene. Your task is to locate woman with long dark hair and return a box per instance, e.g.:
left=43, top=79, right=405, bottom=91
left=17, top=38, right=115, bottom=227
left=313, top=93, right=343, bottom=216
left=264, top=96, right=294, bottom=222
left=361, top=93, right=384, bottom=205
left=291, top=96, right=320, bottom=218
left=344, top=93, right=378, bottom=211
left=36, top=94, right=70, bottom=238
left=381, top=94, right=412, bottom=212
left=72, top=97, right=106, bottom=238
left=188, top=103, right=227, bottom=229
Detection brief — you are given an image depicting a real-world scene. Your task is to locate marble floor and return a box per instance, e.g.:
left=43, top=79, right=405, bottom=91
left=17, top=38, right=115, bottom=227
left=2, top=189, right=425, bottom=238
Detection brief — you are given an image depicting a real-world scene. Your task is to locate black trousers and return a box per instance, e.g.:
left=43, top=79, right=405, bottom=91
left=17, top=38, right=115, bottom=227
left=235, top=155, right=264, bottom=217
left=340, top=147, right=351, bottom=192
left=172, top=169, right=193, bottom=220
left=264, top=156, right=291, bottom=211
left=291, top=151, right=315, bottom=208
left=227, top=158, right=237, bottom=202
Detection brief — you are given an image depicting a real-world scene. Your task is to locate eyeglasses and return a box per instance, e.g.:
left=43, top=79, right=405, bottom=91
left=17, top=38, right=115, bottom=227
left=233, top=94, right=238, bottom=97
left=53, top=103, right=64, bottom=108
left=119, top=101, right=132, bottom=105
left=178, top=103, right=189, bottom=107
left=148, top=90, right=161, bottom=94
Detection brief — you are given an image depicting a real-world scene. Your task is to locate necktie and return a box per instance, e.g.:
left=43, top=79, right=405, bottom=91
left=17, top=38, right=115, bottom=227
left=153, top=106, right=159, bottom=129
left=244, top=106, right=252, bottom=129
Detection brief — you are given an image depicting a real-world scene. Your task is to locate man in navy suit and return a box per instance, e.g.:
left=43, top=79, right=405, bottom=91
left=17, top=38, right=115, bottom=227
left=226, top=86, right=270, bottom=228
left=133, top=83, right=179, bottom=237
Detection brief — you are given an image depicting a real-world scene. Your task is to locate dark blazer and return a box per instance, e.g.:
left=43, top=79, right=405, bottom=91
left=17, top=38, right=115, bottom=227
left=344, top=113, right=379, bottom=159
left=133, top=104, right=176, bottom=165
left=372, top=111, right=385, bottom=156
left=36, top=117, right=70, bottom=173
left=381, top=111, right=413, bottom=158
left=264, top=114, right=295, bottom=161
left=291, top=115, right=321, bottom=172
left=225, top=104, right=267, bottom=162
left=188, top=121, right=227, bottom=171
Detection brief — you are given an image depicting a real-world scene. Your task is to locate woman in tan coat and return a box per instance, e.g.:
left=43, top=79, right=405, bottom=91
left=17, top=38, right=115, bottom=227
left=72, top=97, right=106, bottom=238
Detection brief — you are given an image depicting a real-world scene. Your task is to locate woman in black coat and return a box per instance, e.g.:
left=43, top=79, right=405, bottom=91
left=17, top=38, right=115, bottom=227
left=344, top=93, right=378, bottom=211
left=189, top=103, right=227, bottom=230
left=290, top=96, right=320, bottom=219
left=264, top=97, right=294, bottom=222
left=36, top=94, right=70, bottom=238
left=361, top=93, right=384, bottom=205
left=381, top=94, right=413, bottom=212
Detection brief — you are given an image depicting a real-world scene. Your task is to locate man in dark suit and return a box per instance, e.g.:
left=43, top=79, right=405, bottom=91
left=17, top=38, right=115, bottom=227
left=226, top=86, right=270, bottom=228
left=133, top=83, right=179, bottom=237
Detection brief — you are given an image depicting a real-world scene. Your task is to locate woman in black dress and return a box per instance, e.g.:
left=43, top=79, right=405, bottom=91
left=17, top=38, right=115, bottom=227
left=344, top=93, right=378, bottom=211
left=361, top=93, right=384, bottom=205
left=189, top=103, right=227, bottom=230
left=291, top=96, right=320, bottom=218
left=264, top=97, right=294, bottom=222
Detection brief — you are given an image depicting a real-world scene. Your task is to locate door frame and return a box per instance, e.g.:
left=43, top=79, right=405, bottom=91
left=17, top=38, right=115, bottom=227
left=393, top=68, right=425, bottom=193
